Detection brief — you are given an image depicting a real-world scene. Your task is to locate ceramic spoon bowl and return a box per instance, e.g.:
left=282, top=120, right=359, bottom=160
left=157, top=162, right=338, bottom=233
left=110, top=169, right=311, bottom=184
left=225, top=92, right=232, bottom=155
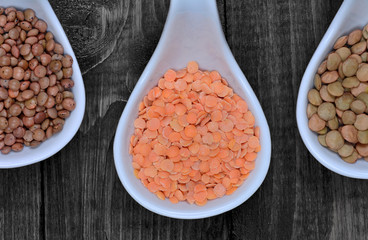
left=0, top=0, right=85, bottom=168
left=296, top=0, right=368, bottom=179
left=114, top=0, right=271, bottom=219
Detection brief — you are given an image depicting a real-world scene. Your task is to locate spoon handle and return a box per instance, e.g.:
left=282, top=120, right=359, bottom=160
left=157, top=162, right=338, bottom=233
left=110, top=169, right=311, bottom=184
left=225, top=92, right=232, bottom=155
left=150, top=0, right=229, bottom=70
left=165, top=0, right=222, bottom=40
left=169, top=0, right=219, bottom=18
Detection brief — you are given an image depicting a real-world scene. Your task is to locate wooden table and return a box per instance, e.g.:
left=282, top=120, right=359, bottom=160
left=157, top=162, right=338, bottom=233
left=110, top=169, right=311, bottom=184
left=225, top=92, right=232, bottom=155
left=2, top=0, right=368, bottom=239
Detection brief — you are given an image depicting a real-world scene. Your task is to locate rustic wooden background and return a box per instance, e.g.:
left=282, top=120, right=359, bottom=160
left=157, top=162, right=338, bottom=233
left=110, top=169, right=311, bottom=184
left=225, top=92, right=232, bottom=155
left=2, top=0, right=367, bottom=239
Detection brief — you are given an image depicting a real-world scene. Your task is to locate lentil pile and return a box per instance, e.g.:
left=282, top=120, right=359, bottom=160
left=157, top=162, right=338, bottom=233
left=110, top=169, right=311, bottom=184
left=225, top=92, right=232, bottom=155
left=0, top=7, right=76, bottom=154
left=307, top=24, right=368, bottom=163
left=129, top=61, right=260, bottom=206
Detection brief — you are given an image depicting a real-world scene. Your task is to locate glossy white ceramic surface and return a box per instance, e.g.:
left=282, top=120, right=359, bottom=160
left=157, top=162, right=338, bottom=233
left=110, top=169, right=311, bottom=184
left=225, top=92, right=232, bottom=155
left=296, top=0, right=368, bottom=179
left=0, top=0, right=85, bottom=168
left=114, top=0, right=271, bottom=219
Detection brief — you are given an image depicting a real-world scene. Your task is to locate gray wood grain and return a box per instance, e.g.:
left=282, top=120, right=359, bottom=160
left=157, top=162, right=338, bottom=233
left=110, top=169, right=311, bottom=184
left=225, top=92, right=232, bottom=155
left=2, top=0, right=368, bottom=239
left=0, top=165, right=42, bottom=240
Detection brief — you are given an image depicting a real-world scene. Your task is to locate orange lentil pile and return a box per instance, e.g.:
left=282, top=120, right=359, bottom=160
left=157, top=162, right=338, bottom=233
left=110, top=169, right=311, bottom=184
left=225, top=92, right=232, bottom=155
left=129, top=61, right=261, bottom=206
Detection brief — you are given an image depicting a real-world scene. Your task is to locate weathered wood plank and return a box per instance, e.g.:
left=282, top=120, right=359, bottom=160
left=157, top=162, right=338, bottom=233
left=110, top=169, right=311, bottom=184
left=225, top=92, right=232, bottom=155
left=2, top=0, right=368, bottom=239
left=0, top=165, right=42, bottom=240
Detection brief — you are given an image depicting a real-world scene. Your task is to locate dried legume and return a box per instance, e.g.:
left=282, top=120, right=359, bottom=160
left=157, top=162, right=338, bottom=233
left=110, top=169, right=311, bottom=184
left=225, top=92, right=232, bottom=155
left=130, top=61, right=260, bottom=205
left=307, top=24, right=368, bottom=163
left=0, top=7, right=76, bottom=154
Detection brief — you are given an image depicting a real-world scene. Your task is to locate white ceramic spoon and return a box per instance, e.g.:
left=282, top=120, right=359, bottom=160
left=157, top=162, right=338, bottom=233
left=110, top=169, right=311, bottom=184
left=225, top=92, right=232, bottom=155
left=297, top=0, right=368, bottom=179
left=0, top=0, right=85, bottom=168
left=114, top=0, right=271, bottom=219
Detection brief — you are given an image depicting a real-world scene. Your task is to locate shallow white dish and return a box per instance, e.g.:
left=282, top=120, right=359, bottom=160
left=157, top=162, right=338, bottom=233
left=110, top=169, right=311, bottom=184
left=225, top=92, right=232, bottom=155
left=296, top=0, right=368, bottom=179
left=114, top=0, right=271, bottom=219
left=0, top=0, right=85, bottom=168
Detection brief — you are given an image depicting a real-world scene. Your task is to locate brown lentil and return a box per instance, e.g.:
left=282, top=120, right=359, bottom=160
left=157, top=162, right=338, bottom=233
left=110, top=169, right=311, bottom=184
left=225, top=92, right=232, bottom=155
left=11, top=142, right=23, bottom=151
left=341, top=110, right=356, bottom=125
left=321, top=71, right=339, bottom=83
left=13, top=127, right=25, bottom=138
left=325, top=130, right=345, bottom=150
left=32, top=128, right=45, bottom=141
left=308, top=89, right=322, bottom=106
left=317, top=102, right=336, bottom=121
left=327, top=53, right=341, bottom=71
left=350, top=99, right=366, bottom=114
left=307, top=103, right=317, bottom=119
left=1, top=146, right=11, bottom=154
left=327, top=117, right=339, bottom=130
left=307, top=24, right=368, bottom=163
left=356, top=143, right=368, bottom=157
left=308, top=114, right=326, bottom=132
left=318, top=134, right=328, bottom=147
left=62, top=98, right=75, bottom=111
left=358, top=130, right=368, bottom=144
left=342, top=76, right=360, bottom=88
left=34, top=112, right=46, bottom=124
left=0, top=7, right=76, bottom=154
left=4, top=133, right=15, bottom=146
left=338, top=143, right=354, bottom=157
